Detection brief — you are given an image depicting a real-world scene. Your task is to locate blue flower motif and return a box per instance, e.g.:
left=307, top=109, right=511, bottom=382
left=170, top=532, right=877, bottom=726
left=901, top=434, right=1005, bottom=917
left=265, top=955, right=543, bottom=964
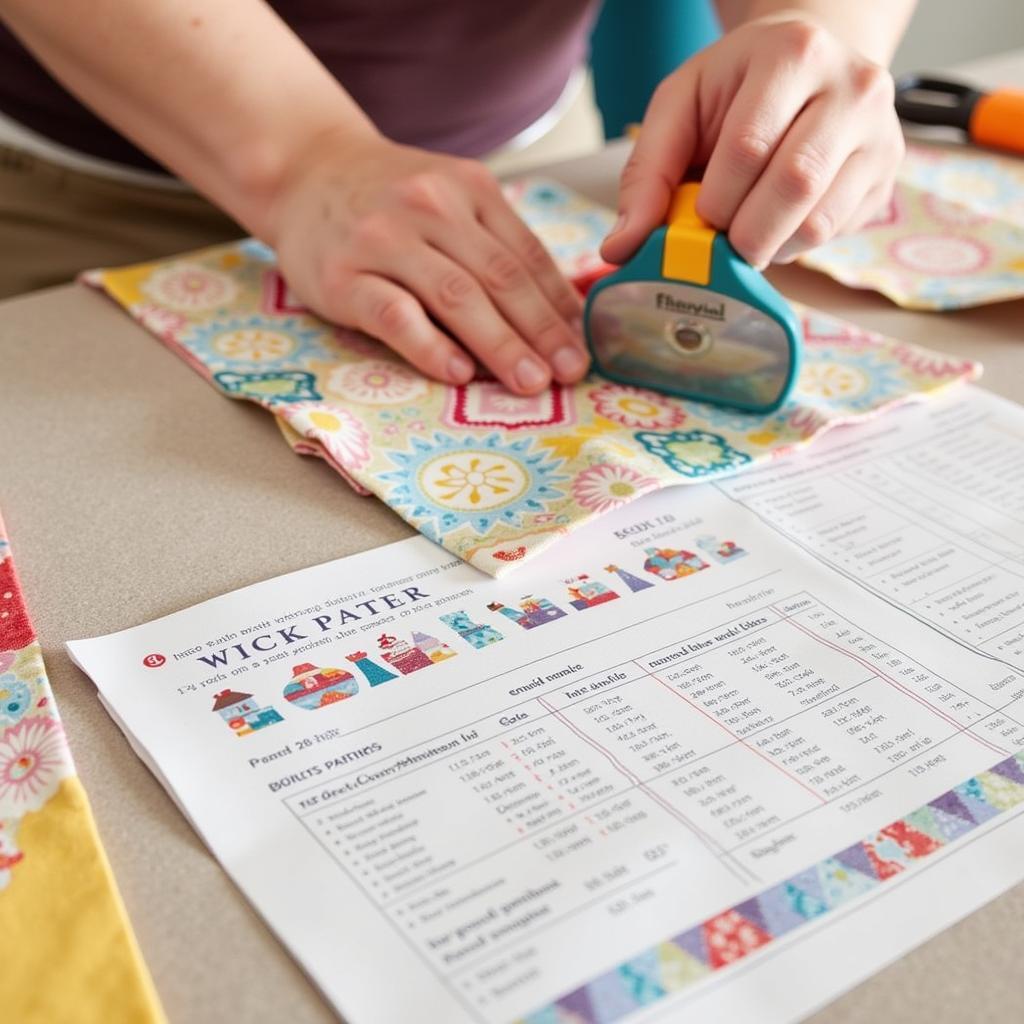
left=380, top=432, right=567, bottom=542
left=0, top=676, right=31, bottom=723
left=635, top=429, right=752, bottom=479
left=180, top=315, right=333, bottom=371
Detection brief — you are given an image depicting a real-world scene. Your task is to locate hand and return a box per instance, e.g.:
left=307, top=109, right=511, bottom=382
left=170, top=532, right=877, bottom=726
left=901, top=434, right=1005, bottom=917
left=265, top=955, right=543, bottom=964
left=267, top=133, right=588, bottom=394
left=602, top=15, right=905, bottom=269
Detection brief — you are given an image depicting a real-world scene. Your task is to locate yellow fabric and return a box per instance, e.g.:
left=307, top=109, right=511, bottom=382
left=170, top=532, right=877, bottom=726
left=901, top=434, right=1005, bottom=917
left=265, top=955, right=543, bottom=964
left=0, top=777, right=166, bottom=1024
left=0, top=517, right=165, bottom=1024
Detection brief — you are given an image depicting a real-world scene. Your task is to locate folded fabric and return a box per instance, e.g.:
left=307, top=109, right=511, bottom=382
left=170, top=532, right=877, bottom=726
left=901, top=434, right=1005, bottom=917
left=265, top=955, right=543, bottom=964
left=0, top=517, right=165, bottom=1023
left=799, top=141, right=1024, bottom=310
left=86, top=179, right=979, bottom=576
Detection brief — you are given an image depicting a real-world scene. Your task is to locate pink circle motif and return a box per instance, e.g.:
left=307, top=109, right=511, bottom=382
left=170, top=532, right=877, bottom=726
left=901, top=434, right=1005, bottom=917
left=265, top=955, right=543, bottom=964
left=923, top=193, right=990, bottom=228
left=588, top=383, right=686, bottom=429
left=888, top=234, right=990, bottom=276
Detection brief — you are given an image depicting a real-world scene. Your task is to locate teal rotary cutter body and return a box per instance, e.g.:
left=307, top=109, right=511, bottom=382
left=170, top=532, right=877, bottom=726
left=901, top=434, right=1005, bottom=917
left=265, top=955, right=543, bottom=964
left=584, top=184, right=803, bottom=415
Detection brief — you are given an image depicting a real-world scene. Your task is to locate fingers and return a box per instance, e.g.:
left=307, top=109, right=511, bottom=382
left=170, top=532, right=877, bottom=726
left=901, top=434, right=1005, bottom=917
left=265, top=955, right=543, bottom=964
left=431, top=218, right=589, bottom=384
left=476, top=187, right=584, bottom=327
left=726, top=93, right=855, bottom=268
left=601, top=67, right=699, bottom=264
left=379, top=241, right=557, bottom=395
left=697, top=44, right=825, bottom=233
left=771, top=149, right=876, bottom=263
left=343, top=273, right=475, bottom=384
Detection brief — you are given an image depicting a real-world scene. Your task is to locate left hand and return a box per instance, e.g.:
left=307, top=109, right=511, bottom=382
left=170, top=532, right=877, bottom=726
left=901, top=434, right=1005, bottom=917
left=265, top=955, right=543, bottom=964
left=601, top=14, right=905, bottom=269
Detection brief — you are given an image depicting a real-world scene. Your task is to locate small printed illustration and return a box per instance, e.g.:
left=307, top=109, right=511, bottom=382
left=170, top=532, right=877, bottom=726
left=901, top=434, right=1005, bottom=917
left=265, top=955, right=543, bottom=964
left=643, top=546, right=709, bottom=581
left=439, top=610, right=504, bottom=650
left=487, top=595, right=568, bottom=630
left=410, top=630, right=459, bottom=663
left=282, top=662, right=358, bottom=710
left=345, top=650, right=398, bottom=687
left=211, top=688, right=284, bottom=737
left=696, top=534, right=748, bottom=564
left=564, top=574, right=620, bottom=611
left=604, top=563, right=655, bottom=593
left=377, top=633, right=435, bottom=675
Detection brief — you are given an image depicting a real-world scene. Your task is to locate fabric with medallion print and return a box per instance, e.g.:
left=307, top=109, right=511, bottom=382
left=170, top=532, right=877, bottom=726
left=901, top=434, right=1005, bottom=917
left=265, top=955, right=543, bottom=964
left=799, top=142, right=1024, bottom=309
left=0, top=516, right=165, bottom=1022
left=87, top=178, right=979, bottom=576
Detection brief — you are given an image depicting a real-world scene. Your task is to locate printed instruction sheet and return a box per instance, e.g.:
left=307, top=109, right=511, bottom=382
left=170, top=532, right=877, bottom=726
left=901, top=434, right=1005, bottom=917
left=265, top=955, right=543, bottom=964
left=70, top=385, right=1024, bottom=1024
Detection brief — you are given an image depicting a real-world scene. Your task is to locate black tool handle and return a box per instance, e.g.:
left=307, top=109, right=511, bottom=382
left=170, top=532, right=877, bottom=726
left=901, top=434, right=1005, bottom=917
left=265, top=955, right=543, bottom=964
left=894, top=74, right=985, bottom=132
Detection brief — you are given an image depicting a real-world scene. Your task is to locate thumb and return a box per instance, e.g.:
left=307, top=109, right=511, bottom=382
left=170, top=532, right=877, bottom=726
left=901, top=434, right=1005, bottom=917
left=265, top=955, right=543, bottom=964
left=600, top=70, right=698, bottom=265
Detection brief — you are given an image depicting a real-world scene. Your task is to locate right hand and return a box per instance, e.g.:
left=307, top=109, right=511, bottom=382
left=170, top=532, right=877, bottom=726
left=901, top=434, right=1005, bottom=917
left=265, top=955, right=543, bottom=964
left=266, top=133, right=589, bottom=395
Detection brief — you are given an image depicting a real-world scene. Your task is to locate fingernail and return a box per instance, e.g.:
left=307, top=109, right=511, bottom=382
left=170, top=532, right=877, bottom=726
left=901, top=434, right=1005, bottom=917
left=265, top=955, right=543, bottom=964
left=448, top=353, right=474, bottom=382
left=515, top=357, right=549, bottom=392
left=570, top=315, right=584, bottom=338
left=552, top=346, right=588, bottom=381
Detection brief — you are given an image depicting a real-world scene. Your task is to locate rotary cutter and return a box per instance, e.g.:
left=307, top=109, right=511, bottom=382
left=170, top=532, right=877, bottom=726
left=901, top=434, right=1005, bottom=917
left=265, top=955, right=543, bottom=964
left=583, top=183, right=802, bottom=414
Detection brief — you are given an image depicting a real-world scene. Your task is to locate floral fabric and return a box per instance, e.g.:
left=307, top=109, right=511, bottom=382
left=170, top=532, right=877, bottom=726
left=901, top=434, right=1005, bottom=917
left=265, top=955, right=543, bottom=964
left=87, top=179, right=979, bottom=577
left=799, top=141, right=1024, bottom=309
left=0, top=518, right=165, bottom=1022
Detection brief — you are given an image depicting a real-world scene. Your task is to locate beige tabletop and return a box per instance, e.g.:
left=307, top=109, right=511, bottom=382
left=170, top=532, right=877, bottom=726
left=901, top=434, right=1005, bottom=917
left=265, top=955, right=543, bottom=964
left=3, top=50, right=1024, bottom=1024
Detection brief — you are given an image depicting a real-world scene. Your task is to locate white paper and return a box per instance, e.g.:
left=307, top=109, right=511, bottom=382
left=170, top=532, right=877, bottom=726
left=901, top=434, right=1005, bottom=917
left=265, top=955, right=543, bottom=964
left=69, top=385, right=1024, bottom=1024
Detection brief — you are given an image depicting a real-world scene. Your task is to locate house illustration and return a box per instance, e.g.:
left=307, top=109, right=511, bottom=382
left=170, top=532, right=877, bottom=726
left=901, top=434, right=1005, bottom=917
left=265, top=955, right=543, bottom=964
left=643, top=546, right=709, bottom=581
left=282, top=662, right=359, bottom=710
left=565, top=574, right=620, bottom=611
left=377, top=634, right=433, bottom=674
left=439, top=610, right=503, bottom=649
left=410, top=631, right=458, bottom=663
left=487, top=595, right=567, bottom=629
left=211, top=688, right=283, bottom=737
left=696, top=534, right=747, bottom=563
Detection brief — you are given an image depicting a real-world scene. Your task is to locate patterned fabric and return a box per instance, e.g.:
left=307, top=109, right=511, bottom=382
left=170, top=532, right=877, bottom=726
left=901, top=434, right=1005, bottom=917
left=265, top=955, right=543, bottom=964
left=518, top=750, right=1024, bottom=1023
left=86, top=179, right=979, bottom=576
left=0, top=517, right=165, bottom=1023
left=800, top=142, right=1024, bottom=310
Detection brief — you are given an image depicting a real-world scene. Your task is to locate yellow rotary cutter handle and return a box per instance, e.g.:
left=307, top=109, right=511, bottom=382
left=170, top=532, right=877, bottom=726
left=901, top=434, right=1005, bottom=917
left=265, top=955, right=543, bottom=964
left=584, top=182, right=803, bottom=414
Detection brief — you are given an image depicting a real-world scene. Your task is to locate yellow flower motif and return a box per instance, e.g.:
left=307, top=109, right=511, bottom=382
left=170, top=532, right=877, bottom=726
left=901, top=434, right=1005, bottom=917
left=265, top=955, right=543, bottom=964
left=212, top=328, right=295, bottom=363
left=540, top=417, right=623, bottom=460
left=746, top=430, right=778, bottom=446
left=423, top=453, right=528, bottom=511
left=799, top=363, right=869, bottom=400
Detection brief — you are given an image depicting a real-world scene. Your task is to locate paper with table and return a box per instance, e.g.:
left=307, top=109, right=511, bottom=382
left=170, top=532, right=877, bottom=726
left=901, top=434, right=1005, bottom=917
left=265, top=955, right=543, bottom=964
left=68, top=383, right=1024, bottom=1024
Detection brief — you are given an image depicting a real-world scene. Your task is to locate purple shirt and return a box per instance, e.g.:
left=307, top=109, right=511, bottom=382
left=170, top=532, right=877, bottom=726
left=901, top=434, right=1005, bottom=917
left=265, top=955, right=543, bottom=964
left=0, top=0, right=597, bottom=173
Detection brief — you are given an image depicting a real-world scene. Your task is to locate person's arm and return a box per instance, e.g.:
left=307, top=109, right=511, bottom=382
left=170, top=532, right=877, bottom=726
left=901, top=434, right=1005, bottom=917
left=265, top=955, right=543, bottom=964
left=0, top=1, right=587, bottom=394
left=603, top=0, right=916, bottom=270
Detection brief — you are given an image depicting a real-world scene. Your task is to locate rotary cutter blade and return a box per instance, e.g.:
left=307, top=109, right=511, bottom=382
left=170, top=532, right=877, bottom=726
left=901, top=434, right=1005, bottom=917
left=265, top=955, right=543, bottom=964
left=583, top=183, right=802, bottom=414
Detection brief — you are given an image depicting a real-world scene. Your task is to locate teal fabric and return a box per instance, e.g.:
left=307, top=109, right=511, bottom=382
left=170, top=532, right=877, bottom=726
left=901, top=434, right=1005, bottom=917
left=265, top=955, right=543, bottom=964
left=590, top=0, right=721, bottom=139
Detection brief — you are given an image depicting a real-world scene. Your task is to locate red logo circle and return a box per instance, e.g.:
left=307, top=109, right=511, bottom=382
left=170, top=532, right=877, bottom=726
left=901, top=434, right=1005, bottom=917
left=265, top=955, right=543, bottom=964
left=143, top=653, right=166, bottom=669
